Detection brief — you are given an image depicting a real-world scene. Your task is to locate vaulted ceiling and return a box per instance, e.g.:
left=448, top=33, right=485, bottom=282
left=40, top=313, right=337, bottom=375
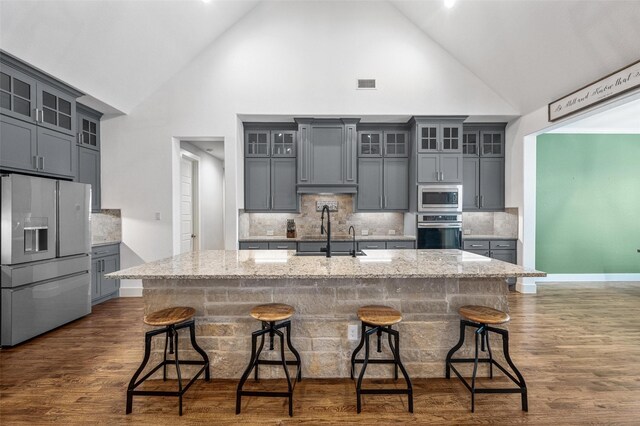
left=1, top=0, right=639, bottom=116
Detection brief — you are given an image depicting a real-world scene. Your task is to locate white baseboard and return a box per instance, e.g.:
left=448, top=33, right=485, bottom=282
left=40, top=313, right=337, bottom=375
left=119, top=287, right=143, bottom=297
left=536, top=273, right=640, bottom=282
left=516, top=281, right=537, bottom=294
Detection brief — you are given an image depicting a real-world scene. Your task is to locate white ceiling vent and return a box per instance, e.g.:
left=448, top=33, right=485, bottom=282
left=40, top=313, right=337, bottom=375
left=357, top=79, right=376, bottom=90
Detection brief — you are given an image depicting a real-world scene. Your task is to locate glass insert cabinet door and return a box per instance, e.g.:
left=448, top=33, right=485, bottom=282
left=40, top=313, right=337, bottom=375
left=480, top=131, right=504, bottom=157
left=441, top=125, right=461, bottom=152
left=463, top=131, right=479, bottom=155
left=245, top=131, right=270, bottom=157
left=271, top=130, right=296, bottom=157
left=358, top=132, right=382, bottom=156
left=418, top=124, right=438, bottom=152
left=0, top=67, right=36, bottom=122
left=384, top=131, right=408, bottom=157
left=78, top=114, right=99, bottom=149
left=36, top=84, right=75, bottom=135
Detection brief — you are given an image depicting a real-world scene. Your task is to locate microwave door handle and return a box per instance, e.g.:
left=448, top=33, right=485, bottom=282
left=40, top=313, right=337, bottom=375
left=418, top=223, right=462, bottom=229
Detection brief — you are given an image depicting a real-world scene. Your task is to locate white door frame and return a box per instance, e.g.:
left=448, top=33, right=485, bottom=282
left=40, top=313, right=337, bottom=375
left=180, top=150, right=201, bottom=252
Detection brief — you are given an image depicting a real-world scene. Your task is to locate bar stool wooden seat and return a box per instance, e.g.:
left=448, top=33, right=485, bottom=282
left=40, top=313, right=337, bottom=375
left=350, top=305, right=413, bottom=414
left=126, top=306, right=210, bottom=416
left=445, top=305, right=527, bottom=413
left=236, top=303, right=302, bottom=417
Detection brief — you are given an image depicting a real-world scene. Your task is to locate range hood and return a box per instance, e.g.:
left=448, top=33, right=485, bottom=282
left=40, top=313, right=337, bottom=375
left=296, top=185, right=357, bottom=194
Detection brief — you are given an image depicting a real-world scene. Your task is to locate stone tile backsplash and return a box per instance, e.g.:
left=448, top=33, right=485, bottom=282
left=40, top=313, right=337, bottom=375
left=239, top=194, right=404, bottom=237
left=91, top=209, right=122, bottom=245
left=462, top=208, right=518, bottom=238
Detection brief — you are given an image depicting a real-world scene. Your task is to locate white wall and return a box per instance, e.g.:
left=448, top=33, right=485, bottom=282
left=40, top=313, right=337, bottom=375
left=101, top=0, right=519, bottom=291
left=181, top=142, right=225, bottom=250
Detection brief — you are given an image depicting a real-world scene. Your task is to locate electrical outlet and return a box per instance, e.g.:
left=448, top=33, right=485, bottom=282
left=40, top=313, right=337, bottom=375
left=464, top=229, right=471, bottom=235
left=266, top=230, right=274, bottom=236
left=348, top=324, right=359, bottom=341
left=154, top=212, right=161, bottom=220
left=361, top=229, right=369, bottom=236
left=388, top=229, right=396, bottom=235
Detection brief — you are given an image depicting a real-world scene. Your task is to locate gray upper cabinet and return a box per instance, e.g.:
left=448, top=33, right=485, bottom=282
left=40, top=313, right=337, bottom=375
left=244, top=128, right=298, bottom=213
left=295, top=118, right=358, bottom=189
left=0, top=66, right=36, bottom=123
left=0, top=114, right=37, bottom=171
left=357, top=157, right=408, bottom=211
left=479, top=158, right=505, bottom=210
left=1, top=53, right=83, bottom=178
left=310, top=124, right=344, bottom=184
left=383, top=131, right=409, bottom=157
left=270, top=158, right=297, bottom=211
left=358, top=131, right=383, bottom=157
left=245, top=157, right=271, bottom=211
left=383, top=158, right=409, bottom=210
left=462, top=124, right=506, bottom=211
left=417, top=153, right=462, bottom=183
left=416, top=121, right=462, bottom=153
left=78, top=147, right=101, bottom=212
left=76, top=104, right=102, bottom=211
left=36, top=127, right=76, bottom=177
left=0, top=114, right=76, bottom=178
left=463, top=157, right=480, bottom=210
left=357, top=158, right=383, bottom=210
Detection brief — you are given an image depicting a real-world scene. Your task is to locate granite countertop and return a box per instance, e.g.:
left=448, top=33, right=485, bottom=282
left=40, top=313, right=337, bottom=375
left=92, top=241, right=121, bottom=248
left=463, top=235, right=518, bottom=240
left=107, top=249, right=545, bottom=280
left=240, top=235, right=416, bottom=242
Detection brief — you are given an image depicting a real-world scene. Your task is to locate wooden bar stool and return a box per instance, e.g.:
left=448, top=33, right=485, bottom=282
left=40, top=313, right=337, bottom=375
left=350, top=305, right=413, bottom=413
left=445, top=305, right=527, bottom=412
left=236, top=303, right=302, bottom=417
left=126, top=306, right=210, bottom=416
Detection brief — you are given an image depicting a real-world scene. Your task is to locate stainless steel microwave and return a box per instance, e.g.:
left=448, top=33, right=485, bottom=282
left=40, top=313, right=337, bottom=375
left=418, top=184, right=462, bottom=212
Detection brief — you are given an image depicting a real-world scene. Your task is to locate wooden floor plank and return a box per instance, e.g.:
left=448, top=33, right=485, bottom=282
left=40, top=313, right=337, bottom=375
left=1, top=282, right=639, bottom=424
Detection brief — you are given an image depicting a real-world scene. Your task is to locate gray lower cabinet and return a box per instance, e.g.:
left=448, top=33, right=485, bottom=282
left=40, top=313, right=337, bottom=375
left=358, top=241, right=385, bottom=250
left=297, top=241, right=353, bottom=253
left=357, top=157, right=408, bottom=211
left=239, top=241, right=269, bottom=250
left=463, top=239, right=516, bottom=264
left=268, top=241, right=297, bottom=250
left=77, top=146, right=100, bottom=212
left=463, top=157, right=504, bottom=211
left=386, top=240, right=415, bottom=249
left=239, top=241, right=296, bottom=250
left=0, top=114, right=76, bottom=178
left=417, top=153, right=462, bottom=183
left=91, top=244, right=120, bottom=305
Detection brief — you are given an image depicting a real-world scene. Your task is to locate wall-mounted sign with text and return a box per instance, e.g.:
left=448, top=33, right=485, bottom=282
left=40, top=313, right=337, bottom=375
left=548, top=59, right=640, bottom=122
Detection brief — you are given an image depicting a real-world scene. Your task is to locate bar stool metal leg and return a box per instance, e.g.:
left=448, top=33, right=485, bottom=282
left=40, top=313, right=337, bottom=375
left=126, top=330, right=154, bottom=414
left=389, top=327, right=413, bottom=413
left=355, top=326, right=373, bottom=414
left=350, top=322, right=367, bottom=380
left=254, top=322, right=266, bottom=381
left=285, top=321, right=302, bottom=382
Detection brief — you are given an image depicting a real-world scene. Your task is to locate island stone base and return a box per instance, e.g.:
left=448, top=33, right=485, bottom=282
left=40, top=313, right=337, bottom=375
left=142, top=277, right=509, bottom=379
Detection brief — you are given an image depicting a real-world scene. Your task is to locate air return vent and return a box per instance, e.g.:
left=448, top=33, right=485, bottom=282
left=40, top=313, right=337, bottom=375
left=357, top=79, right=376, bottom=89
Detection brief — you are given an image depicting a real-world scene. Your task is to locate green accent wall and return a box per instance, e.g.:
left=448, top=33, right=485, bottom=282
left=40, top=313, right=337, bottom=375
left=536, top=133, right=640, bottom=273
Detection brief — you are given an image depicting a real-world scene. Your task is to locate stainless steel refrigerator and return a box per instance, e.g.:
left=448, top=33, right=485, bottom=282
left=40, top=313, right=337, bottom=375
left=1, top=174, right=91, bottom=346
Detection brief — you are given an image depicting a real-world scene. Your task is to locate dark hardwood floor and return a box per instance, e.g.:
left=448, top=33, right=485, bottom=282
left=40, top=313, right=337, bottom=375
left=1, top=282, right=639, bottom=424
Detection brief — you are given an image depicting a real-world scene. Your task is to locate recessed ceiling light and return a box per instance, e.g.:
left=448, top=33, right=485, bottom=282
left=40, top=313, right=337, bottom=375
left=202, top=0, right=211, bottom=4
left=444, top=0, right=456, bottom=9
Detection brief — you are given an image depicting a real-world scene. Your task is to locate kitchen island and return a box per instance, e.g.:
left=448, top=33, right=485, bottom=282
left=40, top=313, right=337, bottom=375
left=108, top=249, right=544, bottom=378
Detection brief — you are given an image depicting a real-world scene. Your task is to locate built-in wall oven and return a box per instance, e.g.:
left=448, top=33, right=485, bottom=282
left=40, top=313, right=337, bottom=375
left=417, top=214, right=462, bottom=249
left=418, top=184, right=462, bottom=213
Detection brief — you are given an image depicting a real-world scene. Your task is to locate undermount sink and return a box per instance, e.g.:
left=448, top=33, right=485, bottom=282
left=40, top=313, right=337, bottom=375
left=295, top=251, right=367, bottom=257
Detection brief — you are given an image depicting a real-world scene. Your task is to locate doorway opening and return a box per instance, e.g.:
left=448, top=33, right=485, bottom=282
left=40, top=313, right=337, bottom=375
left=173, top=138, right=225, bottom=255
